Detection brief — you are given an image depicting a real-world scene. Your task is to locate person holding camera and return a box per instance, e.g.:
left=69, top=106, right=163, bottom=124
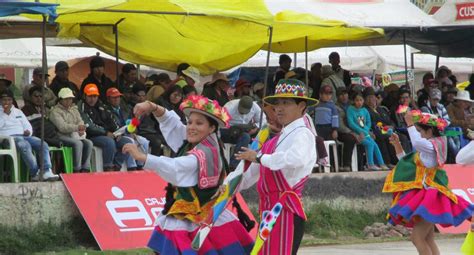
left=221, top=96, right=267, bottom=169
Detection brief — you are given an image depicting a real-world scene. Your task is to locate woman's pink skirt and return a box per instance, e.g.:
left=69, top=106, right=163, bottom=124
left=388, top=188, right=474, bottom=228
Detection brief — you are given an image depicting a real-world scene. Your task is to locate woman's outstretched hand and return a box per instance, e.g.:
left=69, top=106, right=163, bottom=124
left=122, top=143, right=147, bottom=162
left=133, top=101, right=165, bottom=117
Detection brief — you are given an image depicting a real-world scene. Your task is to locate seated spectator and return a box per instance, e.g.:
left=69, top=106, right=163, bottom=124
left=347, top=92, right=388, bottom=170
left=202, top=72, right=230, bottom=107
left=49, top=88, right=93, bottom=173
left=464, top=73, right=474, bottom=100
left=105, top=87, right=150, bottom=170
left=129, top=83, right=147, bottom=108
left=335, top=88, right=359, bottom=171
left=21, top=86, right=62, bottom=147
left=146, top=73, right=173, bottom=103
left=421, top=88, right=459, bottom=163
left=311, top=84, right=338, bottom=141
left=447, top=90, right=474, bottom=136
left=234, top=79, right=252, bottom=99
left=80, top=56, right=115, bottom=102
left=182, top=85, right=197, bottom=99
left=78, top=83, right=134, bottom=171
left=364, top=88, right=398, bottom=166
left=0, top=74, right=19, bottom=108
left=252, top=82, right=265, bottom=104
left=381, top=83, right=399, bottom=111
left=416, top=72, right=435, bottom=108
left=49, top=61, right=80, bottom=100
left=0, top=89, right=59, bottom=181
left=442, top=86, right=457, bottom=107
left=177, top=65, right=200, bottom=88
left=329, top=52, right=351, bottom=87
left=222, top=96, right=267, bottom=168
left=23, top=67, right=56, bottom=107
left=390, top=89, right=414, bottom=152
left=321, top=65, right=345, bottom=102
left=117, top=63, right=141, bottom=103
left=157, top=85, right=186, bottom=124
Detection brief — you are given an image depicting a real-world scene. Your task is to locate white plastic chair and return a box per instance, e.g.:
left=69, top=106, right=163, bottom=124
left=0, top=135, right=20, bottom=182
left=323, top=140, right=339, bottom=173
left=91, top=146, right=103, bottom=172
left=223, top=143, right=234, bottom=164
left=351, top=146, right=358, bottom=172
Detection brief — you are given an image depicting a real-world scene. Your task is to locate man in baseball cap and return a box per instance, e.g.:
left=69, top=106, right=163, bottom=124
left=80, top=55, right=115, bottom=102
left=50, top=61, right=80, bottom=100
left=23, top=67, right=56, bottom=107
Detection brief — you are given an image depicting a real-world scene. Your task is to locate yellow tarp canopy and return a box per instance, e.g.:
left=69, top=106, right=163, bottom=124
left=31, top=1, right=383, bottom=75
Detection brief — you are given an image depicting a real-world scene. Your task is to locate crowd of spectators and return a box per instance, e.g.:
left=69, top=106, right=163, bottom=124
left=1, top=52, right=474, bottom=181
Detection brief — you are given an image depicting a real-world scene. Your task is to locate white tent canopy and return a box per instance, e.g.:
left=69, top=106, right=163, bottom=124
left=265, top=0, right=440, bottom=28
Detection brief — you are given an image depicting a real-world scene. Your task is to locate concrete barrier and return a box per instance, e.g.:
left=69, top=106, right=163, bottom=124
left=0, top=171, right=390, bottom=228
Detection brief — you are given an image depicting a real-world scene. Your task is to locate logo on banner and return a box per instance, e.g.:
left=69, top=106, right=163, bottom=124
left=382, top=70, right=414, bottom=86
left=456, top=2, right=474, bottom=20
left=105, top=186, right=165, bottom=232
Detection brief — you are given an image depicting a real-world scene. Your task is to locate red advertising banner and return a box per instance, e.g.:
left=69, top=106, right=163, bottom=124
left=61, top=171, right=256, bottom=251
left=436, top=164, right=474, bottom=234
left=456, top=2, right=474, bottom=20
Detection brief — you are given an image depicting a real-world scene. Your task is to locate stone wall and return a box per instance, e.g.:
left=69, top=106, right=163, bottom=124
left=0, top=171, right=390, bottom=228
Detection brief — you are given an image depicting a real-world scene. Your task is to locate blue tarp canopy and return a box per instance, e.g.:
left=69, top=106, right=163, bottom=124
left=0, top=1, right=57, bottom=20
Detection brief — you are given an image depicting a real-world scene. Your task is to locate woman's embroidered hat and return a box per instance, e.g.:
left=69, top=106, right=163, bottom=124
left=410, top=110, right=448, bottom=131
left=263, top=79, right=319, bottom=106
left=179, top=95, right=231, bottom=128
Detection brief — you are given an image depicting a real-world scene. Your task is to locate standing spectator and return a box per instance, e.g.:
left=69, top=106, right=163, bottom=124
left=157, top=85, right=186, bottom=124
left=177, top=65, right=200, bottom=88
left=234, top=79, right=252, bottom=98
left=364, top=88, right=397, bottom=166
left=222, top=96, right=266, bottom=169
left=271, top=54, right=292, bottom=95
left=347, top=93, right=387, bottom=170
left=329, top=52, right=351, bottom=87
left=117, top=63, right=141, bottom=103
left=105, top=87, right=150, bottom=170
left=447, top=90, right=474, bottom=135
left=416, top=72, right=435, bottom=109
left=202, top=72, right=230, bottom=107
left=21, top=86, right=62, bottom=148
left=0, top=89, right=59, bottom=181
left=23, top=67, right=56, bottom=107
left=78, top=83, right=133, bottom=171
left=464, top=73, right=474, bottom=100
left=312, top=84, right=338, bottom=141
left=310, top=62, right=323, bottom=99
left=49, top=88, right=93, bottom=173
left=146, top=73, right=173, bottom=103
left=50, top=61, right=80, bottom=100
left=79, top=56, right=115, bottom=102
left=129, top=83, right=147, bottom=108
left=335, top=87, right=359, bottom=171
left=0, top=74, right=19, bottom=109
left=421, top=88, right=459, bottom=163
left=321, top=65, right=345, bottom=102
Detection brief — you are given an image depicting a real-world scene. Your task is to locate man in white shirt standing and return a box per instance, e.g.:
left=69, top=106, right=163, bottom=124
left=236, top=79, right=318, bottom=255
left=221, top=96, right=266, bottom=169
left=0, top=89, right=59, bottom=181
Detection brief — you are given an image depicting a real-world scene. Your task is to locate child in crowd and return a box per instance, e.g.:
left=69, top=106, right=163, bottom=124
left=384, top=110, right=474, bottom=255
left=346, top=93, right=388, bottom=170
left=312, top=84, right=339, bottom=141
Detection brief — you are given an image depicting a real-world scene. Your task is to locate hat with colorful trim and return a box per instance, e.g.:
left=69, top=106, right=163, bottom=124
left=179, top=95, right=231, bottom=128
left=410, top=109, right=448, bottom=131
left=263, top=79, right=319, bottom=106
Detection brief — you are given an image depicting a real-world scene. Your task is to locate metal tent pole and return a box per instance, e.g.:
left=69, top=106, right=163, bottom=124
left=403, top=30, right=409, bottom=87
left=259, top=26, right=273, bottom=129
left=305, top=36, right=309, bottom=86
left=113, top=18, right=125, bottom=85
left=39, top=15, right=47, bottom=179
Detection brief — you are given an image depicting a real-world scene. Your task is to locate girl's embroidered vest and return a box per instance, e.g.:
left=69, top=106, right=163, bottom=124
left=383, top=136, right=457, bottom=203
left=257, top=134, right=308, bottom=255
left=165, top=134, right=224, bottom=223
